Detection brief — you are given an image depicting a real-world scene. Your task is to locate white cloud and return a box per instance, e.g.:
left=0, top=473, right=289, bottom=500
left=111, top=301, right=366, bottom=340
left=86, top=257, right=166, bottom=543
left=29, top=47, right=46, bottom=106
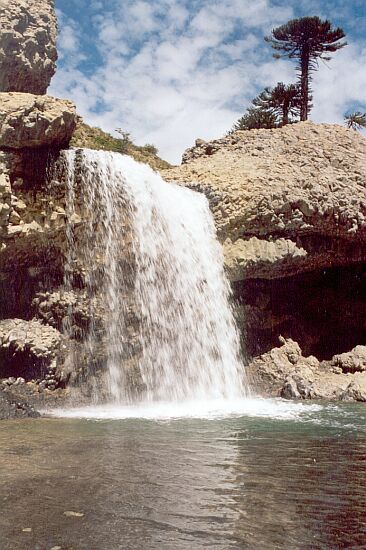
left=311, top=44, right=366, bottom=124
left=50, top=1, right=366, bottom=164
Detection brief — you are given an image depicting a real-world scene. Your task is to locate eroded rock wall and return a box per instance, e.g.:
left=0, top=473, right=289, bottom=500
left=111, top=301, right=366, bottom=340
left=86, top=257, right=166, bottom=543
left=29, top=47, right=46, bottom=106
left=166, top=123, right=366, bottom=401
left=166, top=122, right=366, bottom=281
left=0, top=0, right=57, bottom=94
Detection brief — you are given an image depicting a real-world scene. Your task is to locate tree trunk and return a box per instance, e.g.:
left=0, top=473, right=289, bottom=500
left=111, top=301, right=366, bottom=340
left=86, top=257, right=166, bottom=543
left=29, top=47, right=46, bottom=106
left=282, top=101, right=289, bottom=125
left=300, top=47, right=310, bottom=121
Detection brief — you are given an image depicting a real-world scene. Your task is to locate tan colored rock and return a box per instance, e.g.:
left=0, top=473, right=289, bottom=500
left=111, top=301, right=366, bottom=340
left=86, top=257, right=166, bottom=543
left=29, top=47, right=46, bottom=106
left=331, top=346, right=366, bottom=373
left=248, top=337, right=366, bottom=402
left=0, top=93, right=78, bottom=148
left=166, top=122, right=366, bottom=280
left=224, top=236, right=307, bottom=281
left=0, top=0, right=57, bottom=94
left=0, top=318, right=61, bottom=361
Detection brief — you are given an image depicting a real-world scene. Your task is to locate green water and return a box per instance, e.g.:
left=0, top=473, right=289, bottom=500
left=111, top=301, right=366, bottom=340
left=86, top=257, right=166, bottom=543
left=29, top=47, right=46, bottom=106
left=0, top=401, right=365, bottom=549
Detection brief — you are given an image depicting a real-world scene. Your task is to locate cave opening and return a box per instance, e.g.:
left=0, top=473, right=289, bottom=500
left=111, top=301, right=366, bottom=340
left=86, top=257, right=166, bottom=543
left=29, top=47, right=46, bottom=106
left=234, top=263, right=366, bottom=361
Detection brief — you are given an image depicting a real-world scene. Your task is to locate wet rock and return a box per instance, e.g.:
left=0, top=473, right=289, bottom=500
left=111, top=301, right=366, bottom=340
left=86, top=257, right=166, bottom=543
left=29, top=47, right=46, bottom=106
left=0, top=386, right=40, bottom=419
left=0, top=93, right=78, bottom=148
left=0, top=0, right=57, bottom=95
left=281, top=376, right=301, bottom=400
left=340, top=380, right=366, bottom=402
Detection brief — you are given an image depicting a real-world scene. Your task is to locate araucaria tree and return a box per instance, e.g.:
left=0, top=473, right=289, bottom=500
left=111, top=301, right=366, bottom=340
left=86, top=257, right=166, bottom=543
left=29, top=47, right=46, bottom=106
left=253, top=83, right=301, bottom=126
left=344, top=112, right=366, bottom=131
left=232, top=107, right=278, bottom=131
left=265, top=17, right=347, bottom=121
left=231, top=82, right=301, bottom=133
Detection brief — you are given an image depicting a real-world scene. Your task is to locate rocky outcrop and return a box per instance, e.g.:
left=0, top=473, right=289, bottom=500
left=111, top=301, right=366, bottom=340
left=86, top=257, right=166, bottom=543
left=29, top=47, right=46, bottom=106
left=0, top=319, right=62, bottom=378
left=224, top=236, right=307, bottom=280
left=0, top=386, right=40, bottom=419
left=248, top=337, right=366, bottom=402
left=331, top=346, right=366, bottom=373
left=0, top=0, right=57, bottom=94
left=166, top=122, right=366, bottom=281
left=0, top=93, right=78, bottom=148
left=166, top=123, right=366, bottom=378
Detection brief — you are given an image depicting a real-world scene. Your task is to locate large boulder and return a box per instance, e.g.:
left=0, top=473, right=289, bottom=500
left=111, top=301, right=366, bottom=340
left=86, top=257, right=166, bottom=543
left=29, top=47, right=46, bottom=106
left=248, top=338, right=366, bottom=402
left=331, top=346, right=366, bottom=373
left=0, top=93, right=78, bottom=148
left=0, top=0, right=57, bottom=94
left=166, top=122, right=366, bottom=281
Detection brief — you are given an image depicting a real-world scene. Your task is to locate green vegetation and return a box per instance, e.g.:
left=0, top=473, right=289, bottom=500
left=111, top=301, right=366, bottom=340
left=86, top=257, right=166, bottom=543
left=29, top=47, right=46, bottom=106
left=70, top=122, right=172, bottom=170
left=344, top=112, right=366, bottom=131
left=231, top=101, right=277, bottom=132
left=265, top=17, right=346, bottom=121
left=230, top=82, right=301, bottom=132
left=252, top=83, right=302, bottom=126
left=231, top=17, right=347, bottom=134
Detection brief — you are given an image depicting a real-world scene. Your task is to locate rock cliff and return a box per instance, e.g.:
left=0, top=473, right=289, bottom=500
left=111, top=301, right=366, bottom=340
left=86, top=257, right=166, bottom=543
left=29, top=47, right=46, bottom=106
left=166, top=123, right=366, bottom=281
left=0, top=92, right=78, bottom=148
left=165, top=124, right=366, bottom=400
left=0, top=0, right=57, bottom=94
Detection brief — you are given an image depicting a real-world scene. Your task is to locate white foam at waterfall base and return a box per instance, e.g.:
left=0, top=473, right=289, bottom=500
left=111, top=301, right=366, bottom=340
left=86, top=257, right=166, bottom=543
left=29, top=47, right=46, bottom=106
left=47, top=398, right=323, bottom=421
left=55, top=149, right=250, bottom=414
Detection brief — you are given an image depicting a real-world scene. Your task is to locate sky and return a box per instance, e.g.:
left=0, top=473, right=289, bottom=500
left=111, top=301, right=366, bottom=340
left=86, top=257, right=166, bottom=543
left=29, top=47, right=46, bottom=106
left=51, top=0, right=366, bottom=163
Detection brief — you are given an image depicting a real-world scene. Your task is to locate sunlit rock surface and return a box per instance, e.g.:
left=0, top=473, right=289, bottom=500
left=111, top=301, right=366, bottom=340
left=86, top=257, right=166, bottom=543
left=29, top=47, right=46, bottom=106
left=248, top=337, right=366, bottom=402
left=0, top=0, right=57, bottom=94
left=0, top=93, right=78, bottom=148
left=166, top=122, right=366, bottom=281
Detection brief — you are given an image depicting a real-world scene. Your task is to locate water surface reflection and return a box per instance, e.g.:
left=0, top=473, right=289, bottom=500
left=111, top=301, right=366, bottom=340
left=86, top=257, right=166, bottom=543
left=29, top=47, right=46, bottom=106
left=0, top=403, right=365, bottom=549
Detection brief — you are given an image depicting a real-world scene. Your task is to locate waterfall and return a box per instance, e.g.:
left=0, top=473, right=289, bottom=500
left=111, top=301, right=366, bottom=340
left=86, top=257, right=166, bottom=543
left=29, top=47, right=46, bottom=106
left=60, top=149, right=248, bottom=403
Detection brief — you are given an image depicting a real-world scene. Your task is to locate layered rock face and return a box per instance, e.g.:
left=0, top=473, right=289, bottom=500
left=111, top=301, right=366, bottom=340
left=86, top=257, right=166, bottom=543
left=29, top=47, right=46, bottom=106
left=0, top=1, right=82, bottom=413
left=0, top=93, right=78, bottom=148
left=0, top=0, right=57, bottom=94
left=167, top=123, right=366, bottom=281
left=166, top=123, right=366, bottom=401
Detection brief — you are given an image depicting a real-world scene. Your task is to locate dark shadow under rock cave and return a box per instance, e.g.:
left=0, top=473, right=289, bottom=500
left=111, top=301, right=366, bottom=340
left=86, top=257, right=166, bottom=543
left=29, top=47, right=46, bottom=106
left=234, top=263, right=366, bottom=361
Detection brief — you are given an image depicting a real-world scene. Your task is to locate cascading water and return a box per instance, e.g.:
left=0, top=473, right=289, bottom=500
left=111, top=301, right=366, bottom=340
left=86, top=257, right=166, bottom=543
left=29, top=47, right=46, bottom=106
left=60, top=149, right=249, bottom=405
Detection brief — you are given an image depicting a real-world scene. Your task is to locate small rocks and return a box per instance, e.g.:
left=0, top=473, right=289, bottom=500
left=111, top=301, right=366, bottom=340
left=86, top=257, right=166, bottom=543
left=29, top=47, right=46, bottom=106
left=1, top=377, right=25, bottom=386
left=63, top=511, right=84, bottom=517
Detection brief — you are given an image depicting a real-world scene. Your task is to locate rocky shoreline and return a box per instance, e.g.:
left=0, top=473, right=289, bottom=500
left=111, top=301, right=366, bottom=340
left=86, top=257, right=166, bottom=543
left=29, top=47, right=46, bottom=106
left=247, top=338, right=366, bottom=401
